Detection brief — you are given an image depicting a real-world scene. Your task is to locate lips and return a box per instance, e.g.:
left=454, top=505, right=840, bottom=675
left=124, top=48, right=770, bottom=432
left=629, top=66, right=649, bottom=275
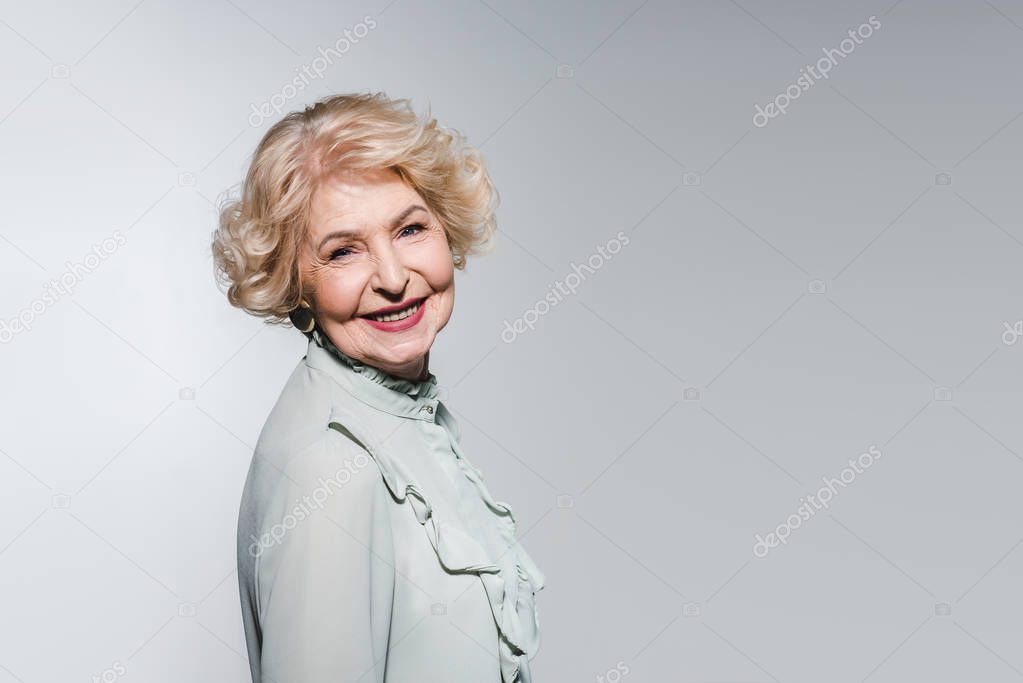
left=360, top=297, right=426, bottom=323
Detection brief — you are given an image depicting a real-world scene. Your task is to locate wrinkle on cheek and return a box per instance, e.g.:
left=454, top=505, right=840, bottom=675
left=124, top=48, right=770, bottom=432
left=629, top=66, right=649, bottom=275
left=302, top=263, right=328, bottom=297
left=340, top=323, right=379, bottom=359
left=424, top=294, right=446, bottom=329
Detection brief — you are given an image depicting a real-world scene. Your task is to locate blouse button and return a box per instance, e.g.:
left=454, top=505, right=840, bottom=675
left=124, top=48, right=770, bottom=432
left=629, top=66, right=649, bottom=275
left=420, top=404, right=434, bottom=414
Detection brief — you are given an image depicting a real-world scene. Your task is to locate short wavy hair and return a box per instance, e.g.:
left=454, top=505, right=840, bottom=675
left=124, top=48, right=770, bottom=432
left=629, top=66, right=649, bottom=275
left=212, top=91, right=498, bottom=325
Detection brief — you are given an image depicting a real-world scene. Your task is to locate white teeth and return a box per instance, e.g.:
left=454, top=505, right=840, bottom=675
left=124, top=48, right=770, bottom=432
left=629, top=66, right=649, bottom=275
left=368, top=301, right=420, bottom=323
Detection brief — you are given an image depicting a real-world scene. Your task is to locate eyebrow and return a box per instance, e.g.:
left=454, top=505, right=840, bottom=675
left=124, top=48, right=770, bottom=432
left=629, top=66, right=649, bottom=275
left=316, top=204, right=429, bottom=251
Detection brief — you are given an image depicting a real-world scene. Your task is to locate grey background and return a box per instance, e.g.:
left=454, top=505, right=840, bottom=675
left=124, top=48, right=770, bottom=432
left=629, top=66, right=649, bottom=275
left=2, top=0, right=1023, bottom=681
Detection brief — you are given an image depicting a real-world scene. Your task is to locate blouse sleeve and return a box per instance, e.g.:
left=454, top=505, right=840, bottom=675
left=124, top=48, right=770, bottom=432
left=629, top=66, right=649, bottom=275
left=254, top=430, right=396, bottom=682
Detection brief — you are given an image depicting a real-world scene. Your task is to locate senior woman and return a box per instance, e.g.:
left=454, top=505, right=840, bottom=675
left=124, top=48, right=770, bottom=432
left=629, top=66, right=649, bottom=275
left=212, top=92, right=545, bottom=683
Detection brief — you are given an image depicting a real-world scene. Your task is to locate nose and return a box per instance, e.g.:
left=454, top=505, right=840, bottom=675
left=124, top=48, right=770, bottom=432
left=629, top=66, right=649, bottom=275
left=369, top=242, right=410, bottom=297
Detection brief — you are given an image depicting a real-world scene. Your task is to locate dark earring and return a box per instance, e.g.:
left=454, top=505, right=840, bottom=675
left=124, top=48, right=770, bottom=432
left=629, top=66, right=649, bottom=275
left=289, top=298, right=315, bottom=333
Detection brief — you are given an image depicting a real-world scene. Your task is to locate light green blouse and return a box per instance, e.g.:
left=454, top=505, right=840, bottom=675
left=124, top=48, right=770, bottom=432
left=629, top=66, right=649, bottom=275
left=236, top=328, right=545, bottom=682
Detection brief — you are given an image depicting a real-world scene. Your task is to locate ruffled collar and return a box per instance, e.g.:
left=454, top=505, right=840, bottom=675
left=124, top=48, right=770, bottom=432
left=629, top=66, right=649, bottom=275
left=309, top=328, right=440, bottom=404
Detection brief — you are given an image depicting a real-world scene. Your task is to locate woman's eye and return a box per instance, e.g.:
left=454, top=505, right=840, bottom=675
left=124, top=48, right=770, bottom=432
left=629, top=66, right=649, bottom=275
left=329, top=247, right=352, bottom=260
left=399, top=223, right=425, bottom=238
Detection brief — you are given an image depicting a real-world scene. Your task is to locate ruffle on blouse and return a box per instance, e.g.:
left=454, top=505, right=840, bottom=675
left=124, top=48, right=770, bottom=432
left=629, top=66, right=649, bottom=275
left=447, top=433, right=546, bottom=683
left=326, top=405, right=545, bottom=683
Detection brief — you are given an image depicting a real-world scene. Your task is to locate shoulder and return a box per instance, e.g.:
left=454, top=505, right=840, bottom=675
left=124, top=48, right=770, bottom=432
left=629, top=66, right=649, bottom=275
left=252, top=356, right=335, bottom=462
left=240, top=419, right=393, bottom=570
left=249, top=411, right=385, bottom=515
left=239, top=354, right=390, bottom=534
left=250, top=348, right=384, bottom=466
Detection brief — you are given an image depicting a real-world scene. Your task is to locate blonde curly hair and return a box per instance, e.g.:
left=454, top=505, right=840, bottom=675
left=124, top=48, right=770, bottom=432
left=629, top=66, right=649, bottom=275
left=212, top=91, right=498, bottom=325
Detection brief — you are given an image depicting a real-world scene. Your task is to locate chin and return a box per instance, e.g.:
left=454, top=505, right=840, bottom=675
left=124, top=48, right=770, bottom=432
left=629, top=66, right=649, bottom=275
left=376, top=335, right=434, bottom=366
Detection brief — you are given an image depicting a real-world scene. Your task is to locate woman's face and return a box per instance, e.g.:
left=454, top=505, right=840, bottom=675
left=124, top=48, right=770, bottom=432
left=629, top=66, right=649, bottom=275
left=300, top=167, right=455, bottom=381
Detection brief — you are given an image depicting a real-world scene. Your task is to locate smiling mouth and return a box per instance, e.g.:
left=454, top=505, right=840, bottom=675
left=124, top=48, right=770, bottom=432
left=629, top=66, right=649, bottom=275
left=360, top=297, right=426, bottom=323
